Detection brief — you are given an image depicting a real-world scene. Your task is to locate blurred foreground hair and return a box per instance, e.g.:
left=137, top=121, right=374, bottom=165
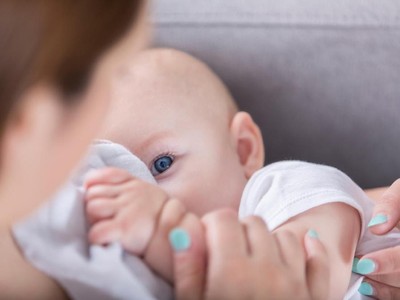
left=0, top=0, right=143, bottom=135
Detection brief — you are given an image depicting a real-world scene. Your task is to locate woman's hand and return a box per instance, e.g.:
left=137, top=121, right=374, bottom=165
left=170, top=209, right=329, bottom=300
left=356, top=179, right=400, bottom=298
left=368, top=179, right=400, bottom=235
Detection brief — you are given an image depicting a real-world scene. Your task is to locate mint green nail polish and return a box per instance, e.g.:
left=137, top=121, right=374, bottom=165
left=368, top=214, right=388, bottom=227
left=307, top=229, right=319, bottom=239
left=357, top=259, right=376, bottom=275
left=169, top=228, right=191, bottom=251
left=352, top=257, right=360, bottom=273
left=358, top=282, right=374, bottom=296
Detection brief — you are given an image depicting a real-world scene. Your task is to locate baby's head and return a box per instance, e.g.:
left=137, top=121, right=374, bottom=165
left=100, top=48, right=264, bottom=216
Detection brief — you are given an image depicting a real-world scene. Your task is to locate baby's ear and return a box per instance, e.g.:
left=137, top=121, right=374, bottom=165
left=230, top=112, right=265, bottom=179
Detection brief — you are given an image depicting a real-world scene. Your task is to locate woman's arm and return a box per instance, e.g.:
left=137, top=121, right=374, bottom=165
left=0, top=228, right=68, bottom=300
left=274, top=202, right=360, bottom=299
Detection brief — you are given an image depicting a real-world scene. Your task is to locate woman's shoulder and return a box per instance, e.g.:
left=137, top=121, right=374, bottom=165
left=0, top=228, right=69, bottom=300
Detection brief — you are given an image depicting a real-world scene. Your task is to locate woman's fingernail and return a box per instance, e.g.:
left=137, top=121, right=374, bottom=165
left=358, top=282, right=374, bottom=296
left=352, top=257, right=360, bottom=273
left=169, top=228, right=191, bottom=251
left=307, top=229, right=319, bottom=239
left=368, top=214, right=388, bottom=227
left=356, top=258, right=376, bottom=275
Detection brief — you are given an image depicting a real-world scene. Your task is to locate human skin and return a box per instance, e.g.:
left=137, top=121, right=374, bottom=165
left=190, top=210, right=331, bottom=300
left=85, top=168, right=197, bottom=282
left=357, top=179, right=400, bottom=299
left=85, top=168, right=331, bottom=299
left=99, top=49, right=263, bottom=216
left=86, top=167, right=360, bottom=299
left=0, top=6, right=149, bottom=299
left=365, top=187, right=388, bottom=202
left=88, top=48, right=362, bottom=299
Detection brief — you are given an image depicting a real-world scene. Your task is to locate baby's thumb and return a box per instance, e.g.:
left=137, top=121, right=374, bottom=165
left=169, top=214, right=206, bottom=300
left=368, top=179, right=400, bottom=235
left=304, top=229, right=329, bottom=300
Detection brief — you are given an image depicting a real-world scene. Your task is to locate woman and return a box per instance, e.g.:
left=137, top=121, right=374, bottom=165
left=0, top=1, right=147, bottom=298
left=0, top=1, right=332, bottom=299
left=0, top=0, right=328, bottom=299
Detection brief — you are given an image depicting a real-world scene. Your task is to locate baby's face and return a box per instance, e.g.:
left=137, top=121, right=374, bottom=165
left=101, top=52, right=248, bottom=216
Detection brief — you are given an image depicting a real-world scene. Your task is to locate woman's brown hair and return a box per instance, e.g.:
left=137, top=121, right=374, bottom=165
left=0, top=0, right=143, bottom=135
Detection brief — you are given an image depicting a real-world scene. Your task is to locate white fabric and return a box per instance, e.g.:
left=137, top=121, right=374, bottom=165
left=239, top=160, right=400, bottom=300
left=13, top=140, right=172, bottom=300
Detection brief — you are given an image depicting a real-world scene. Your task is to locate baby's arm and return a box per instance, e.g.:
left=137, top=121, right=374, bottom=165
left=273, top=202, right=360, bottom=299
left=84, top=167, right=188, bottom=282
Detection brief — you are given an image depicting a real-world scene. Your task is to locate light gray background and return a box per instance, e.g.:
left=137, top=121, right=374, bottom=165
left=151, top=0, right=400, bottom=188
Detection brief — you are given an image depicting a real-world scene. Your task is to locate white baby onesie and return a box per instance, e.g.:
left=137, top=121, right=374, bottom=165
left=239, top=160, right=400, bottom=300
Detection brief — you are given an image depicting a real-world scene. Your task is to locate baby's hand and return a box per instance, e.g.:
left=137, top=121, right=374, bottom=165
left=84, top=167, right=195, bottom=282
left=84, top=167, right=168, bottom=256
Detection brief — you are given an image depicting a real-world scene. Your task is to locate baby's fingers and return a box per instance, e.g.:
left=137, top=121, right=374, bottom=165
left=84, top=167, right=133, bottom=189
left=86, top=198, right=122, bottom=224
left=304, top=230, right=329, bottom=300
left=86, top=194, right=136, bottom=224
left=89, top=220, right=121, bottom=245
left=85, top=184, right=123, bottom=201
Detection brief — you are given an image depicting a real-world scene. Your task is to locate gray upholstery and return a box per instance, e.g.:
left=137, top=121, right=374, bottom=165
left=150, top=0, right=400, bottom=188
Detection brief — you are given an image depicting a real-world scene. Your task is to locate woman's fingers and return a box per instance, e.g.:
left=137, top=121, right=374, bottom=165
left=369, top=179, right=400, bottom=235
left=242, top=215, right=279, bottom=259
left=202, top=209, right=248, bottom=260
left=200, top=210, right=255, bottom=300
left=172, top=211, right=330, bottom=300
left=273, top=230, right=305, bottom=273
left=304, top=230, right=329, bottom=300
left=359, top=278, right=400, bottom=299
left=367, top=273, right=400, bottom=290
left=357, top=246, right=400, bottom=279
left=170, top=214, right=206, bottom=300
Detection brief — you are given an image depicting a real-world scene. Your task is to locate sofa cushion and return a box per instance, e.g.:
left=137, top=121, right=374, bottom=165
left=151, top=0, right=400, bottom=188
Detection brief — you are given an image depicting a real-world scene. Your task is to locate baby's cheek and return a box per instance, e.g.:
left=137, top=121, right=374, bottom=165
left=157, top=182, right=196, bottom=213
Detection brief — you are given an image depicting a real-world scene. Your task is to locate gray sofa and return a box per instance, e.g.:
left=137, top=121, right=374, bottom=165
left=151, top=0, right=400, bottom=188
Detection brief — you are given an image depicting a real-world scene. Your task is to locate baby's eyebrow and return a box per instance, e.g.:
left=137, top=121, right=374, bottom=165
left=138, top=131, right=175, bottom=152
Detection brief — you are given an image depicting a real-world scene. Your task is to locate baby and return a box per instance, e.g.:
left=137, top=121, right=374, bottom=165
left=84, top=48, right=400, bottom=299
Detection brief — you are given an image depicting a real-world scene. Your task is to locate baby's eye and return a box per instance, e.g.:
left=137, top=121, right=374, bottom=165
left=151, top=155, right=174, bottom=176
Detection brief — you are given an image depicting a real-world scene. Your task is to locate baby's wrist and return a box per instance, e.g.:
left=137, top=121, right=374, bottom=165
left=143, top=238, right=174, bottom=283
